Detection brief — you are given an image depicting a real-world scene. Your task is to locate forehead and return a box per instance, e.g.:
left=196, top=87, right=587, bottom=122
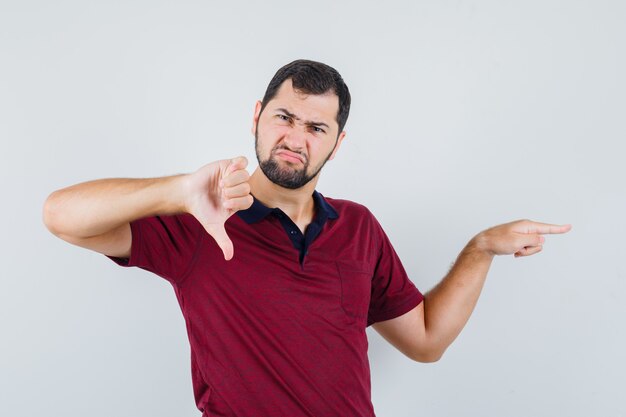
left=266, top=79, right=339, bottom=128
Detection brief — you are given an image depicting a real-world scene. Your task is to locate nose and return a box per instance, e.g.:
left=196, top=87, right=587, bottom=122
left=282, top=123, right=307, bottom=152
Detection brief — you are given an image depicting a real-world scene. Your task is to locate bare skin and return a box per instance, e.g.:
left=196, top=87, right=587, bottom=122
left=43, top=79, right=572, bottom=362
left=247, top=79, right=346, bottom=232
left=372, top=220, right=572, bottom=362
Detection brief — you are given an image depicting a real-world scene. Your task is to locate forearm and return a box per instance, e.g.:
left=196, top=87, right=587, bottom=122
left=43, top=174, right=188, bottom=238
left=423, top=236, right=494, bottom=355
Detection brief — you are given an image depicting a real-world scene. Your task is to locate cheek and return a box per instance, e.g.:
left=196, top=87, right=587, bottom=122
left=257, top=127, right=279, bottom=148
left=270, top=125, right=290, bottom=137
left=257, top=127, right=283, bottom=154
left=309, top=140, right=329, bottom=157
left=266, top=126, right=293, bottom=148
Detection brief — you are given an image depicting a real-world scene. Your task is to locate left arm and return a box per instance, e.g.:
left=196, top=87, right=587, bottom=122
left=372, top=219, right=572, bottom=362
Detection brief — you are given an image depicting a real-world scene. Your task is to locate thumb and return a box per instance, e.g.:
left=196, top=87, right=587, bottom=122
left=204, top=222, right=234, bottom=261
left=224, top=155, right=249, bottom=176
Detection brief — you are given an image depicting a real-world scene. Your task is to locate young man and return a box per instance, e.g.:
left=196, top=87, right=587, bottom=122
left=43, top=59, right=571, bottom=416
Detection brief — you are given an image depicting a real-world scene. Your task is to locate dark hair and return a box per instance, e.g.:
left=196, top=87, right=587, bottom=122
left=259, top=59, right=351, bottom=134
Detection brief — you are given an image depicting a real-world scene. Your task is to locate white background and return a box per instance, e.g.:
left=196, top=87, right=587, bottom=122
left=1, top=1, right=625, bottom=416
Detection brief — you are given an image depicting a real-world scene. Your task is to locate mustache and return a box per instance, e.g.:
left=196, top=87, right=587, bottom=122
left=272, top=146, right=307, bottom=163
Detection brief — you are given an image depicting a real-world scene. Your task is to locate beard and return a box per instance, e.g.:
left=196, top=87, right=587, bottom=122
left=255, top=129, right=334, bottom=190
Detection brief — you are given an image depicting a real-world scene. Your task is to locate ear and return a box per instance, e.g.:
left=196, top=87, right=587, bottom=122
left=251, top=100, right=263, bottom=136
left=328, top=130, right=346, bottom=161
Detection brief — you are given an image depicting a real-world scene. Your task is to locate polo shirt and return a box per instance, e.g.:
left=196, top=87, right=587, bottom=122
left=107, top=191, right=424, bottom=417
left=240, top=190, right=339, bottom=264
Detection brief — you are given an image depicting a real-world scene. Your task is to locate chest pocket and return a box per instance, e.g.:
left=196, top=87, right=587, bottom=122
left=335, top=260, right=372, bottom=320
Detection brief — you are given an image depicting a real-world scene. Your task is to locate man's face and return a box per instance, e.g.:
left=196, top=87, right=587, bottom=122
left=252, top=79, right=346, bottom=189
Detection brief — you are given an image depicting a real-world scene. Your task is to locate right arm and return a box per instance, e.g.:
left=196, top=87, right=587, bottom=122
left=43, top=175, right=188, bottom=258
left=42, top=157, right=253, bottom=260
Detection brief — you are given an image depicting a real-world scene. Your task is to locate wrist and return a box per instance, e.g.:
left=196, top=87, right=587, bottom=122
left=162, top=174, right=191, bottom=214
left=467, top=232, right=496, bottom=260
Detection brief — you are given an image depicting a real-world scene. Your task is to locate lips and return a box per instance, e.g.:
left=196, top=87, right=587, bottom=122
left=275, top=149, right=305, bottom=164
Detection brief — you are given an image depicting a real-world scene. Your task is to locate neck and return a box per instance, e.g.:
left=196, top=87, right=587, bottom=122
left=248, top=167, right=318, bottom=224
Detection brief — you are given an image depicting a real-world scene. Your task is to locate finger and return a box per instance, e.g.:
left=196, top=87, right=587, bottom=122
left=514, top=245, right=543, bottom=258
left=223, top=182, right=251, bottom=199
left=517, top=233, right=544, bottom=249
left=225, top=156, right=248, bottom=176
left=523, top=221, right=572, bottom=235
left=204, top=223, right=234, bottom=261
left=221, top=169, right=250, bottom=188
left=223, top=195, right=254, bottom=211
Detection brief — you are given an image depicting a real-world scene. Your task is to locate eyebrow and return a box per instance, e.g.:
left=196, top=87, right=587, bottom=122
left=275, top=108, right=330, bottom=130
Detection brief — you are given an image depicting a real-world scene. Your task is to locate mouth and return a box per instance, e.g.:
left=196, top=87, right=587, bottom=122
left=275, top=149, right=305, bottom=164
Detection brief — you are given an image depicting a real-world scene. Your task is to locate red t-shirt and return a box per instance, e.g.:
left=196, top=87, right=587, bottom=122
left=107, top=193, right=423, bottom=417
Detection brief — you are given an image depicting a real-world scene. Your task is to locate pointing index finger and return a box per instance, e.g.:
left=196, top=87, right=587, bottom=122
left=526, top=221, right=572, bottom=235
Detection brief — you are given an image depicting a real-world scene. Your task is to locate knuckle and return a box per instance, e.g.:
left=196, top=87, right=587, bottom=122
left=236, top=170, right=248, bottom=182
left=232, top=169, right=241, bottom=179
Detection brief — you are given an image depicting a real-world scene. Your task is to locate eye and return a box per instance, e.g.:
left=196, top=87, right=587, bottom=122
left=311, top=126, right=325, bottom=134
left=277, top=114, right=291, bottom=122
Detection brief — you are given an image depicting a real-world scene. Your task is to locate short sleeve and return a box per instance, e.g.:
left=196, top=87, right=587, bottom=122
left=105, top=213, right=204, bottom=286
left=367, top=215, right=424, bottom=327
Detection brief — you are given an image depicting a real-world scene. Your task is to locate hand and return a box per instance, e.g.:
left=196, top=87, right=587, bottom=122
left=183, top=156, right=253, bottom=261
left=472, top=219, right=572, bottom=258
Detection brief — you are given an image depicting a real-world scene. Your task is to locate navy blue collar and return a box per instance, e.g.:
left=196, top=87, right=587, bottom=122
left=237, top=190, right=339, bottom=224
